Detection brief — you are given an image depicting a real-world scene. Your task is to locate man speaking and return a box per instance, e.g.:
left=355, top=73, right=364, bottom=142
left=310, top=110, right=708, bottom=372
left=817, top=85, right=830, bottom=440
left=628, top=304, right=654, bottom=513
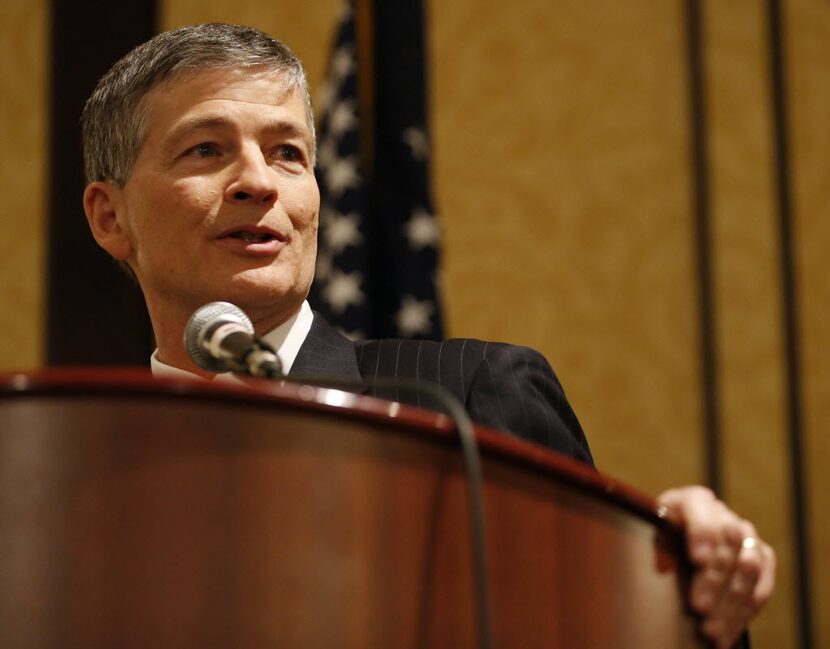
left=81, top=23, right=774, bottom=648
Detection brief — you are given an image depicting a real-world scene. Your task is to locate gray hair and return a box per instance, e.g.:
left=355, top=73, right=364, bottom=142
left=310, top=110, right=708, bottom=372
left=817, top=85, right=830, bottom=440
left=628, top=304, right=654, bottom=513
left=82, top=23, right=315, bottom=186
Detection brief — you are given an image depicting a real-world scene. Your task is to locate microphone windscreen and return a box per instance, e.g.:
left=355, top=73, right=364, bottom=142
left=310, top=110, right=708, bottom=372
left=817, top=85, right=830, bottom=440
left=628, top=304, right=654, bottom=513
left=184, top=301, right=254, bottom=372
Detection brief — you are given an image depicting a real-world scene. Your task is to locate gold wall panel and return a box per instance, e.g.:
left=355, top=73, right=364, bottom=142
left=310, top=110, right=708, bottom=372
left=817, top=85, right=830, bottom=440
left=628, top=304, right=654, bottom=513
left=0, top=0, right=47, bottom=372
left=704, top=1, right=796, bottom=646
left=431, top=0, right=703, bottom=493
left=787, top=0, right=830, bottom=645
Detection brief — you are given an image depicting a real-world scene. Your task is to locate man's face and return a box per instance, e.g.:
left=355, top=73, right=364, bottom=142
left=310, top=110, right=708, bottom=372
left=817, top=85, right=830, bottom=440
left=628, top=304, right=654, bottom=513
left=110, top=67, right=319, bottom=329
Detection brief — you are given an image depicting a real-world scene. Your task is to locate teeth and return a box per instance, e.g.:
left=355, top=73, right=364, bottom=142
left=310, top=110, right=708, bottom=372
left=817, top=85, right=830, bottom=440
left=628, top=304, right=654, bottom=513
left=231, top=231, right=272, bottom=243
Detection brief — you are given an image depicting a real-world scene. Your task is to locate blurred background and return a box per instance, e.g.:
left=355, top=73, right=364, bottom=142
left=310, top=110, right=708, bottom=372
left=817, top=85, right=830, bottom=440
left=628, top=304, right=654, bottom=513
left=1, top=0, right=828, bottom=647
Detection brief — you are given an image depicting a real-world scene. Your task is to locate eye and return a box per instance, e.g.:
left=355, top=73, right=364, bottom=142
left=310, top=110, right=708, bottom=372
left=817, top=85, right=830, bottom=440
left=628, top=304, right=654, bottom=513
left=275, top=144, right=304, bottom=164
left=187, top=142, right=220, bottom=157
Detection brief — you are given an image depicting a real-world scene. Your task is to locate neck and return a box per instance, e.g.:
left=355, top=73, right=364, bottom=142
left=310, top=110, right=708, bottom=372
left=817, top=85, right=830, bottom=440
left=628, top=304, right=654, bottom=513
left=151, top=308, right=214, bottom=379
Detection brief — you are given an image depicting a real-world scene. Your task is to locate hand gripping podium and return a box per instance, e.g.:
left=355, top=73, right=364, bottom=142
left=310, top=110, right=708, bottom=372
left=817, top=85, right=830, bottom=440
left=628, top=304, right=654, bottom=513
left=0, top=369, right=705, bottom=648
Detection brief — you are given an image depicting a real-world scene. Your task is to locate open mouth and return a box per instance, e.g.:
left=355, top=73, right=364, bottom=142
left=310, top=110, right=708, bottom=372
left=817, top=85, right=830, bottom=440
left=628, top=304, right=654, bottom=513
left=228, top=231, right=276, bottom=243
left=217, top=224, right=287, bottom=245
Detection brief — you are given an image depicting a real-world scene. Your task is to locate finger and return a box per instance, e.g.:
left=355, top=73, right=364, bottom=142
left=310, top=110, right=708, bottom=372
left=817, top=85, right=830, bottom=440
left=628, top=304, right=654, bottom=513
left=702, top=531, right=763, bottom=647
left=688, top=509, right=748, bottom=614
left=753, top=540, right=777, bottom=608
left=658, top=486, right=725, bottom=565
left=663, top=487, right=744, bottom=570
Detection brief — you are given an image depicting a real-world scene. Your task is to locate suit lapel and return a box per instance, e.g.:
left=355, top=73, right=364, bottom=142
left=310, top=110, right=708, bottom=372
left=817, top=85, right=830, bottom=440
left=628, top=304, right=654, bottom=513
left=289, top=313, right=367, bottom=392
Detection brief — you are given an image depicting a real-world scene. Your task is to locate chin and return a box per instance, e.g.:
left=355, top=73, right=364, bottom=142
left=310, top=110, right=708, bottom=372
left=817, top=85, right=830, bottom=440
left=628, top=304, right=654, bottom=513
left=220, top=272, right=308, bottom=313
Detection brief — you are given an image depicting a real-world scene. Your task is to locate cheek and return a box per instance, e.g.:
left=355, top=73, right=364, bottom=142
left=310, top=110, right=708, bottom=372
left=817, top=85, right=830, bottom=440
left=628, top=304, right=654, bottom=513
left=170, top=179, right=222, bottom=218
left=138, top=182, right=222, bottom=252
left=302, top=209, right=319, bottom=241
left=304, top=221, right=318, bottom=257
left=282, top=177, right=320, bottom=231
left=125, top=176, right=210, bottom=228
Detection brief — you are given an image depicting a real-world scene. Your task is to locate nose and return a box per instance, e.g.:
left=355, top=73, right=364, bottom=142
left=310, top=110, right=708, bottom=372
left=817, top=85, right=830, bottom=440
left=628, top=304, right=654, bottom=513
left=225, top=147, right=278, bottom=206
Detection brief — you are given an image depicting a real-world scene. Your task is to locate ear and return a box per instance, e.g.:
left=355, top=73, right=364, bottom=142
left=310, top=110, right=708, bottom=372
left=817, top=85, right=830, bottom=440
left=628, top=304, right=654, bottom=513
left=83, top=181, right=133, bottom=261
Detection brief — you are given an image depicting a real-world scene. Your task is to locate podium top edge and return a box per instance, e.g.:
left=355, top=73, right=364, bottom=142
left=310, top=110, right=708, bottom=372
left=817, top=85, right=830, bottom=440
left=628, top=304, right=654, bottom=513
left=0, top=366, right=671, bottom=532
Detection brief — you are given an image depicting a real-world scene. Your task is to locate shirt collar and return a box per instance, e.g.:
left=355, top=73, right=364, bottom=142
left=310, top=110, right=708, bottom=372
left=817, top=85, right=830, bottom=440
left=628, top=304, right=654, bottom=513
left=151, top=300, right=314, bottom=381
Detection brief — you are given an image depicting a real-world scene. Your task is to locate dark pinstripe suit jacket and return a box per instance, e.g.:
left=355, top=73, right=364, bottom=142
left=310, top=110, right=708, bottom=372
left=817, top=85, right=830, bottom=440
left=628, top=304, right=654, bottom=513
left=290, top=314, right=594, bottom=466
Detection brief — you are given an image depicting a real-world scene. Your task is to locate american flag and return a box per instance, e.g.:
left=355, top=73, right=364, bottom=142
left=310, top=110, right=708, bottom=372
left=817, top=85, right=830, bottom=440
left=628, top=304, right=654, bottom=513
left=309, top=0, right=444, bottom=341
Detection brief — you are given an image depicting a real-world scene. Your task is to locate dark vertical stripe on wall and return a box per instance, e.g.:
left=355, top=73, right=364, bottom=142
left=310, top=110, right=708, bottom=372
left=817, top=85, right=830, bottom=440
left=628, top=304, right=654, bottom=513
left=47, top=0, right=157, bottom=365
left=683, top=0, right=722, bottom=494
left=765, top=1, right=813, bottom=647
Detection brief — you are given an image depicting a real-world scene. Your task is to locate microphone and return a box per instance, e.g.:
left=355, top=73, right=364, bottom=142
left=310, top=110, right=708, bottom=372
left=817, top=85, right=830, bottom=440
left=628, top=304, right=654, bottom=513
left=184, top=302, right=283, bottom=378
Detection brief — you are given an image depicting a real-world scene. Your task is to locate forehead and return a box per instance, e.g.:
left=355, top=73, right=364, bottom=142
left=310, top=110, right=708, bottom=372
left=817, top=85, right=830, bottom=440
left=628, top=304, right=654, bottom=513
left=139, top=67, right=306, bottom=139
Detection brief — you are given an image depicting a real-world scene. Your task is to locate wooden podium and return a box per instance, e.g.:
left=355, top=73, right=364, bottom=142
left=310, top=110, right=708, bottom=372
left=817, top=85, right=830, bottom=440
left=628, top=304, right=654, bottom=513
left=0, top=369, right=705, bottom=648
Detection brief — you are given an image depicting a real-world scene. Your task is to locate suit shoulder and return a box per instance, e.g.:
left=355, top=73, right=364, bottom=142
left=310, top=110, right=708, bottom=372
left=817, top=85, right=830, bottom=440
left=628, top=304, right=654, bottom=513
left=353, top=336, right=548, bottom=398
left=352, top=335, right=593, bottom=464
left=354, top=337, right=518, bottom=376
left=355, top=336, right=515, bottom=358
